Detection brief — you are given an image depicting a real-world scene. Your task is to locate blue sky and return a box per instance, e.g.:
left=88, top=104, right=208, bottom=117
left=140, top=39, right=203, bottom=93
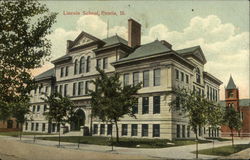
left=33, top=0, right=249, bottom=99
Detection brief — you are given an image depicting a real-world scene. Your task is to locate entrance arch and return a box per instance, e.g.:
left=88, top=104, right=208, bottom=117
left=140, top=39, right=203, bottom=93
left=71, top=109, right=85, bottom=131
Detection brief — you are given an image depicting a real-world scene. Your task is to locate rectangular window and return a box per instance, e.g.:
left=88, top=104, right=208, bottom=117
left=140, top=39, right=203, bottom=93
left=85, top=81, right=89, bottom=95
left=25, top=122, right=28, bottom=130
left=100, top=124, right=105, bottom=135
left=73, top=83, right=77, bottom=96
left=142, top=97, right=149, bottom=114
left=186, top=75, right=189, bottom=83
left=181, top=72, right=184, bottom=82
left=175, top=69, right=179, bottom=79
left=153, top=96, right=160, bottom=114
left=37, top=105, right=40, bottom=112
left=34, top=88, right=37, bottom=94
left=207, top=86, right=209, bottom=99
left=199, top=126, right=202, bottom=136
left=78, top=82, right=84, bottom=95
left=187, top=126, right=190, bottom=138
left=31, top=123, right=34, bottom=131
left=32, top=106, right=36, bottom=112
left=60, top=67, right=64, bottom=77
left=64, top=84, right=68, bottom=96
left=153, top=124, right=160, bottom=137
left=123, top=74, right=129, bottom=86
left=93, top=124, right=98, bottom=134
left=210, top=87, right=213, bottom=101
left=131, top=124, right=138, bottom=136
left=209, top=127, right=211, bottom=137
left=45, top=86, right=48, bottom=94
left=204, top=127, right=206, bottom=134
left=59, top=85, right=63, bottom=94
left=176, top=124, right=180, bottom=138
left=142, top=124, right=148, bottom=137
left=65, top=66, right=69, bottom=77
left=103, top=57, right=108, bottom=69
left=107, top=124, right=112, bottom=135
left=132, top=98, right=138, bottom=114
left=154, top=69, right=161, bottom=86
left=182, top=125, right=186, bottom=138
left=133, top=72, right=139, bottom=86
left=39, top=85, right=42, bottom=94
left=42, top=123, right=46, bottom=131
left=55, top=86, right=58, bottom=93
left=122, top=124, right=128, bottom=136
left=143, top=70, right=149, bottom=87
left=43, top=105, right=47, bottom=112
left=57, top=124, right=60, bottom=132
left=35, top=123, right=39, bottom=131
left=97, top=59, right=101, bottom=69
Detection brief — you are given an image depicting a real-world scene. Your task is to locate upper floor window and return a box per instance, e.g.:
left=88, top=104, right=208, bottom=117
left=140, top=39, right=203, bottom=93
left=133, top=72, right=139, bottom=86
left=154, top=69, right=161, bottom=86
left=59, top=85, right=63, bottom=95
left=79, top=57, right=85, bottom=73
left=60, top=67, right=64, bottom=77
left=196, top=68, right=201, bottom=83
left=64, top=84, right=68, bottom=97
left=181, top=72, right=184, bottom=82
left=86, top=56, right=91, bottom=72
left=143, top=70, right=149, bottom=87
left=186, top=74, right=189, bottom=83
left=65, top=66, right=69, bottom=76
left=45, top=86, right=48, bottom=94
left=85, top=81, right=89, bottom=95
left=78, top=82, right=84, bottom=95
left=142, top=97, right=149, bottom=114
left=73, top=83, right=77, bottom=96
left=103, top=57, right=108, bottom=69
left=123, top=74, right=129, bottom=86
left=175, top=69, right=179, bottom=80
left=153, top=96, right=160, bottom=114
left=74, top=59, right=78, bottom=75
left=96, top=59, right=101, bottom=69
left=132, top=98, right=138, bottom=114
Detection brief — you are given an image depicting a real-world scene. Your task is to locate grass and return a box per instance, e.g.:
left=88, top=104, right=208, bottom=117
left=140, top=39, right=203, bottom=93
left=37, top=136, right=212, bottom=148
left=206, top=137, right=231, bottom=142
left=0, top=131, right=53, bottom=137
left=194, top=144, right=250, bottom=156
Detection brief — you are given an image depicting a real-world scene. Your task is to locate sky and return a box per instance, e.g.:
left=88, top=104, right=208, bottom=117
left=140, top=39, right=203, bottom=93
left=32, top=0, right=249, bottom=100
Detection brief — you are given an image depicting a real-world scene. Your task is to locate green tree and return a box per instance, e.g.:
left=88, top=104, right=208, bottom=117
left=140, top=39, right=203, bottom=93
left=42, top=93, right=75, bottom=147
left=169, top=87, right=211, bottom=159
left=223, top=106, right=242, bottom=147
left=90, top=68, right=141, bottom=143
left=0, top=0, right=57, bottom=119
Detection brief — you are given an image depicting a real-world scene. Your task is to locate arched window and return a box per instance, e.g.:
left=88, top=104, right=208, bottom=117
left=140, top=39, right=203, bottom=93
left=74, top=59, right=78, bottom=75
left=86, top=56, right=91, bottom=72
left=79, top=57, right=85, bottom=73
left=196, top=68, right=201, bottom=83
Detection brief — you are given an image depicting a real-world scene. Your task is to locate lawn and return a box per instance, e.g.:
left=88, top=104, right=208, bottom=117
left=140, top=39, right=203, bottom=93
left=195, top=144, right=250, bottom=156
left=0, top=131, right=53, bottom=137
left=37, top=136, right=212, bottom=148
left=205, top=137, right=231, bottom=142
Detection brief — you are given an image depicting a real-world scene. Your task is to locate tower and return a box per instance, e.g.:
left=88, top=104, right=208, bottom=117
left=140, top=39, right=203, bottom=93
left=225, top=76, right=239, bottom=111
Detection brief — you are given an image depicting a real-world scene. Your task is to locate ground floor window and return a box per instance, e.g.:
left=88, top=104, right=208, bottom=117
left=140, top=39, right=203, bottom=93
left=107, top=124, right=112, bottom=135
left=25, top=122, right=28, bottom=130
left=42, top=123, right=46, bottom=131
left=35, top=123, right=39, bottom=131
left=93, top=124, right=98, bottom=134
left=131, top=124, right=138, bottom=136
left=100, top=124, right=105, bottom=135
left=16, top=122, right=19, bottom=128
left=217, top=128, right=220, bottom=137
left=187, top=126, right=190, bottom=138
left=142, top=124, right=148, bottom=137
left=209, top=127, right=211, bottom=137
left=199, top=126, right=202, bottom=136
left=182, top=125, right=185, bottom=138
left=7, top=120, right=13, bottom=128
left=176, top=124, right=180, bottom=138
left=31, top=123, right=34, bottom=131
left=153, top=124, right=160, bottom=137
left=57, top=124, right=60, bottom=132
left=122, top=124, right=128, bottom=136
left=52, top=123, right=56, bottom=132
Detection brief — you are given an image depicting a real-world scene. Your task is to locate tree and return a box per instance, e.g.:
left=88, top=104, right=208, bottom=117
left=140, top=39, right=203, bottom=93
left=90, top=68, right=141, bottom=143
left=42, top=93, right=75, bottom=147
left=0, top=0, right=57, bottom=119
left=169, top=87, right=211, bottom=159
left=223, top=106, right=242, bottom=147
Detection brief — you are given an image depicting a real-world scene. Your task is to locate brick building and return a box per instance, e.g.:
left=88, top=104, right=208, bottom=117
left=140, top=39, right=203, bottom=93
left=0, top=118, right=20, bottom=132
left=220, top=76, right=250, bottom=137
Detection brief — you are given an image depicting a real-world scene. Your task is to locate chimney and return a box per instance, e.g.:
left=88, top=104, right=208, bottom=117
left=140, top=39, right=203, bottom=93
left=128, top=18, right=141, bottom=48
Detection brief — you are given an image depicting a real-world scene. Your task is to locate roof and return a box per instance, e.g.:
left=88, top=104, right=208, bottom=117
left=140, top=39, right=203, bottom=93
left=102, top=35, right=128, bottom=47
left=117, top=40, right=172, bottom=62
left=176, top=46, right=200, bottom=54
left=220, top=99, right=250, bottom=107
left=226, top=76, right=237, bottom=89
left=203, top=72, right=223, bottom=85
left=51, top=55, right=72, bottom=64
left=34, top=68, right=55, bottom=81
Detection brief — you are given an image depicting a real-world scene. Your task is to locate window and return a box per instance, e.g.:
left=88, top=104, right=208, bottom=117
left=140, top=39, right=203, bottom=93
left=199, top=126, right=202, bottom=136
left=181, top=72, right=184, bottom=82
left=37, top=105, right=40, bottom=112
left=44, top=105, right=47, bottom=112
left=65, top=66, right=69, bottom=76
left=79, top=57, right=85, bottom=73
left=107, top=124, right=112, bottom=135
left=96, top=59, right=101, bottom=69
left=42, top=123, right=46, bottom=131
left=85, top=81, right=89, bottom=95
left=210, top=87, right=213, bottom=101
left=74, top=59, right=78, bottom=75
left=241, top=112, right=244, bottom=121
left=186, top=75, right=189, bottom=83
left=154, top=69, right=161, bottom=86
left=59, top=85, right=63, bottom=94
left=176, top=96, right=180, bottom=110
left=7, top=120, right=13, bottom=128
left=32, top=106, right=36, bottom=112
left=215, top=90, right=218, bottom=101
left=132, top=98, right=138, bottom=114
left=175, top=69, right=179, bottom=79
left=123, top=74, right=129, bottom=86
left=187, top=126, right=190, bottom=138
left=204, top=127, right=206, bottom=134
left=122, top=124, right=128, bottom=136
left=207, top=86, right=209, bottom=99
left=25, top=122, right=28, bottom=130
left=45, top=86, right=48, bottom=94
left=196, top=68, right=201, bottom=83
left=64, top=84, right=68, bottom=96
left=228, top=91, right=234, bottom=98
left=39, top=85, right=42, bottom=93
left=73, top=83, right=77, bottom=96
left=153, top=124, right=160, bottom=137
left=34, top=88, right=37, bottom=94
left=131, top=124, right=138, bottom=136
left=182, top=125, right=185, bottom=138
left=93, top=124, right=98, bottom=134
left=57, top=124, right=60, bottom=132
left=78, top=82, right=84, bottom=95
left=103, top=57, right=108, bottom=69
left=100, top=124, right=105, bottom=135
left=142, top=124, right=148, bottom=137
left=209, top=127, right=211, bottom=137
left=31, top=123, right=34, bottom=131
left=35, top=123, right=39, bottom=131
left=55, top=86, right=58, bottom=93
left=153, top=96, right=160, bottom=114
left=52, top=123, right=56, bottom=132
left=143, top=70, right=149, bottom=87
left=60, top=67, right=64, bottom=77
left=176, top=124, right=180, bottom=138
left=142, top=97, right=149, bottom=114
left=86, top=56, right=91, bottom=72
left=133, top=72, right=139, bottom=86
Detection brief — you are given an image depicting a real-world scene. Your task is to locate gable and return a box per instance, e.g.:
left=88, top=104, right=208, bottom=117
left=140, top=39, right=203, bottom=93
left=176, top=46, right=207, bottom=64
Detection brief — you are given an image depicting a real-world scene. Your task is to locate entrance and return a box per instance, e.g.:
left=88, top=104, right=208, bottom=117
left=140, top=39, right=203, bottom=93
left=71, top=109, right=85, bottom=131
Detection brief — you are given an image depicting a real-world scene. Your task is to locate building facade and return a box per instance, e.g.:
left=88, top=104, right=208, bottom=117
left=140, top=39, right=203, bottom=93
left=24, top=19, right=222, bottom=140
left=220, top=76, right=250, bottom=137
